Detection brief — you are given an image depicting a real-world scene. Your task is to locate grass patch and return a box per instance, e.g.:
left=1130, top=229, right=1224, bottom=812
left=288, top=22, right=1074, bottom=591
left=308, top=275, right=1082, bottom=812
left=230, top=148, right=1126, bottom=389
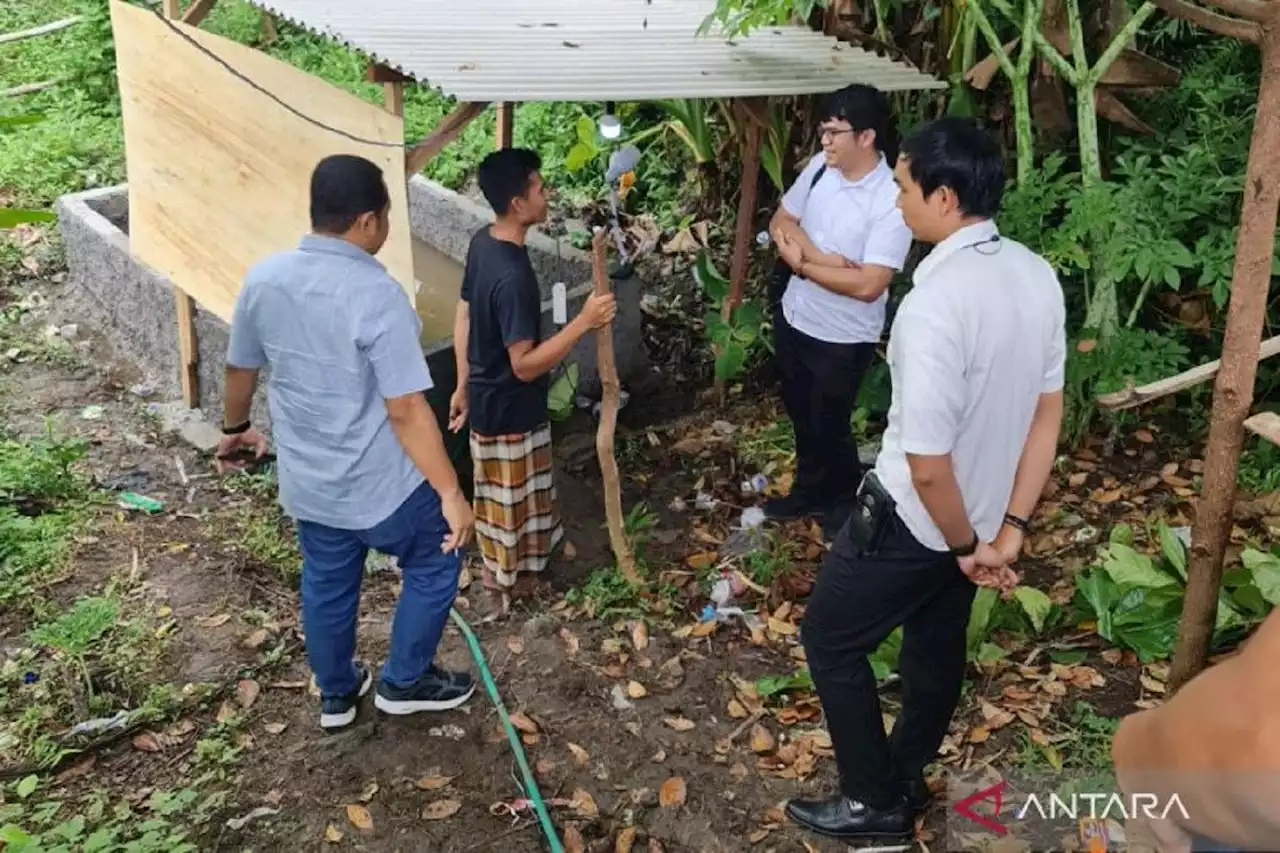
left=0, top=425, right=93, bottom=606
left=217, top=473, right=300, bottom=582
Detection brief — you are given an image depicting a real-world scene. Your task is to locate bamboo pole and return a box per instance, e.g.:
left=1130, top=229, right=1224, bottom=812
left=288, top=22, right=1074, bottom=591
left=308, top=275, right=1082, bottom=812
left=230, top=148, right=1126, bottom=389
left=0, top=16, right=82, bottom=45
left=591, top=230, right=640, bottom=585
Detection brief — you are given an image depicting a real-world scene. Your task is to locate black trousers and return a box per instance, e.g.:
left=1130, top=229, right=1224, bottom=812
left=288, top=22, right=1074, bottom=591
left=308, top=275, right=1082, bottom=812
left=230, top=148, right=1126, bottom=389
left=775, top=310, right=876, bottom=507
left=802, top=510, right=977, bottom=808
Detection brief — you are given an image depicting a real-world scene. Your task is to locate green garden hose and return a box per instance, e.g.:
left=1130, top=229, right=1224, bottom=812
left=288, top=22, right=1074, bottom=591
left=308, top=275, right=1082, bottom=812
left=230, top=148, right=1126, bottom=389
left=449, top=608, right=564, bottom=853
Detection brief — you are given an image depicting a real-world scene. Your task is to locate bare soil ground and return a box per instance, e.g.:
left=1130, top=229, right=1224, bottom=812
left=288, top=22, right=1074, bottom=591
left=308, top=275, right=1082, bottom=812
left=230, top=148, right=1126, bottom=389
left=1, top=270, right=1218, bottom=853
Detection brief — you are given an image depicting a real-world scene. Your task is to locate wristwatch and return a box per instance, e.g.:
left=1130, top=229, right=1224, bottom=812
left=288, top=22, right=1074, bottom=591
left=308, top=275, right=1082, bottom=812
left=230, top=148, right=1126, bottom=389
left=949, top=530, right=979, bottom=557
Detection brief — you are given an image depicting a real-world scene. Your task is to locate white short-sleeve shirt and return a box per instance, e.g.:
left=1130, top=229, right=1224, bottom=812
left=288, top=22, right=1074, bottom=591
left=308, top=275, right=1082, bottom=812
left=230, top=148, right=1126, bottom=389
left=873, top=220, right=1067, bottom=552
left=780, top=153, right=914, bottom=345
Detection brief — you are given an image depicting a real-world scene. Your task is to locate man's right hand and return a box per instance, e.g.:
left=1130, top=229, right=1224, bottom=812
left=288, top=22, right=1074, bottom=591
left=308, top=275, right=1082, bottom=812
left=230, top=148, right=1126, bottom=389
left=578, top=292, right=618, bottom=329
left=447, top=387, right=468, bottom=433
left=440, top=489, right=474, bottom=553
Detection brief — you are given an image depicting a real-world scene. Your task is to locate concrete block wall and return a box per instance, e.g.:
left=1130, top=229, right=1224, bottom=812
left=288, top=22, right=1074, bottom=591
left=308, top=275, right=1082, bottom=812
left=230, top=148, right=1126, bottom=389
left=54, top=178, right=648, bottom=427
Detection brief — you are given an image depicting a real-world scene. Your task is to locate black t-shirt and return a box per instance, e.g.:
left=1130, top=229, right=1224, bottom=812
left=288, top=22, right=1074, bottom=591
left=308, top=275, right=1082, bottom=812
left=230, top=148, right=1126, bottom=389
left=460, top=227, right=548, bottom=436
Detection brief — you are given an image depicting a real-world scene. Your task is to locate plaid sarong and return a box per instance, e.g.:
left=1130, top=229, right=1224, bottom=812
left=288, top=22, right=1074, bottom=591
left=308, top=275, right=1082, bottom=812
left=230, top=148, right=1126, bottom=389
left=470, top=424, right=564, bottom=587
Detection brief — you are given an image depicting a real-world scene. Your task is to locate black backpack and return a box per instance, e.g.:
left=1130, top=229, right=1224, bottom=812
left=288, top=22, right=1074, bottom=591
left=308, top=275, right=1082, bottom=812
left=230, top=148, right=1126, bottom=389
left=767, top=164, right=827, bottom=311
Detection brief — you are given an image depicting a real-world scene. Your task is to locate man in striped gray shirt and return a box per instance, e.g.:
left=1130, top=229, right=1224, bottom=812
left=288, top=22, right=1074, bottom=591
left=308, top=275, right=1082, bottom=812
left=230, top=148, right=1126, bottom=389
left=217, top=154, right=475, bottom=731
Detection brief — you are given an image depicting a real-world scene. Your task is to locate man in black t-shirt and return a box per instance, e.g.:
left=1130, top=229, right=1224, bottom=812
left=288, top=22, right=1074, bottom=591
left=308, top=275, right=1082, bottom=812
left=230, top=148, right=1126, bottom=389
left=448, top=148, right=616, bottom=599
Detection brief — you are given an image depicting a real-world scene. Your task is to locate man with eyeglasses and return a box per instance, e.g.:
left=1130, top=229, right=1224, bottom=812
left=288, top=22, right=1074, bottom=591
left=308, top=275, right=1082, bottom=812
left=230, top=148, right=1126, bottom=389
left=768, top=84, right=914, bottom=540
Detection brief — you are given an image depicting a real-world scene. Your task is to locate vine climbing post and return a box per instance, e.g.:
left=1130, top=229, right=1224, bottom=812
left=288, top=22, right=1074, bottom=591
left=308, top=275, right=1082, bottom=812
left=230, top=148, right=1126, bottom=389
left=590, top=230, right=640, bottom=585
left=1148, top=0, right=1280, bottom=691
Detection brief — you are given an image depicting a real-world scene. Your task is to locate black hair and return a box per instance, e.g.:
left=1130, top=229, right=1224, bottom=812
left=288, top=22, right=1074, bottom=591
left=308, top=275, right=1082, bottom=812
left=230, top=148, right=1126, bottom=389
left=477, top=147, right=542, bottom=216
left=818, top=84, right=900, bottom=166
left=309, top=154, right=390, bottom=233
left=899, top=117, right=1006, bottom=218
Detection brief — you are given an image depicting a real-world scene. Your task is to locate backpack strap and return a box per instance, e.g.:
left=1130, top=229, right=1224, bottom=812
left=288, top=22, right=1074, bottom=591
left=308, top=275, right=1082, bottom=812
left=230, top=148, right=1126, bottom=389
left=810, top=164, right=827, bottom=190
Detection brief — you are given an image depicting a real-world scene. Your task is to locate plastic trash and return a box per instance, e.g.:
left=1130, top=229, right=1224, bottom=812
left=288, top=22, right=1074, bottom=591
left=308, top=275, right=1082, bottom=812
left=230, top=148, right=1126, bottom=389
left=739, top=506, right=767, bottom=530
left=694, top=492, right=717, bottom=511
left=118, top=492, right=164, bottom=514
left=80, top=405, right=105, bottom=420
left=69, top=710, right=131, bottom=737
left=740, top=474, right=769, bottom=496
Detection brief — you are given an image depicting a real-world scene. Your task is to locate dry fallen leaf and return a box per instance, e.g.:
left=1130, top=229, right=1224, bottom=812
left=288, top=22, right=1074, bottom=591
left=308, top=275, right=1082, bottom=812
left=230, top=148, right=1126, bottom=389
left=215, top=701, right=238, bottom=724
left=1140, top=675, right=1167, bottom=694
left=630, top=621, right=649, bottom=651
left=422, top=799, right=462, bottom=821
left=564, top=825, right=586, bottom=853
left=690, top=620, right=718, bottom=638
left=324, top=823, right=344, bottom=843
left=1101, top=648, right=1124, bottom=665
left=263, top=722, right=287, bottom=735
left=196, top=613, right=231, bottom=628
left=650, top=748, right=667, bottom=763
left=968, top=725, right=992, bottom=744
left=507, top=636, right=525, bottom=655
left=663, top=716, right=696, bottom=732
left=236, top=679, right=261, bottom=709
left=509, top=712, right=539, bottom=734
left=359, top=781, right=379, bottom=803
left=627, top=681, right=648, bottom=699
left=131, top=732, right=161, bottom=753
left=560, top=627, right=581, bottom=657
left=658, top=776, right=687, bottom=808
left=415, top=773, right=456, bottom=791
left=568, top=743, right=590, bottom=766
left=1135, top=428, right=1155, bottom=444
left=241, top=628, right=270, bottom=649
left=571, top=788, right=599, bottom=818
left=616, top=826, right=637, bottom=853
left=749, top=828, right=771, bottom=843
left=750, top=724, right=776, bottom=754
left=980, top=700, right=1015, bottom=730
left=346, top=804, right=373, bottom=830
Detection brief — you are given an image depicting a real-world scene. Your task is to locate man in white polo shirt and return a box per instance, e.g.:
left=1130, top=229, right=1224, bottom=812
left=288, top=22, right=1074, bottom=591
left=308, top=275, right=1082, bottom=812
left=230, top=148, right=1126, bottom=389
left=786, top=117, right=1066, bottom=840
left=767, top=84, right=913, bottom=537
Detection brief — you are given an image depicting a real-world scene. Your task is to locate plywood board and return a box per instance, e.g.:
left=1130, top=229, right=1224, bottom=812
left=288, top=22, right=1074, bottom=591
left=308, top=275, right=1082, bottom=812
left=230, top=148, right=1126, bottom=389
left=111, top=0, right=413, bottom=322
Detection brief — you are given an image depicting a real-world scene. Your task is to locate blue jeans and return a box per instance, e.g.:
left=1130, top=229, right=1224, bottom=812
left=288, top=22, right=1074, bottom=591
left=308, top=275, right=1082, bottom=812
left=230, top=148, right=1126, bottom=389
left=297, top=481, right=460, bottom=699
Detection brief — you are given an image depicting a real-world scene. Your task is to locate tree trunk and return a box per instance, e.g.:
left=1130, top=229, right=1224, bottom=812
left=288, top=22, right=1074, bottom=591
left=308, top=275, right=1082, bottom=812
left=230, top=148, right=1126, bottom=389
left=1169, top=26, right=1280, bottom=692
left=590, top=231, right=640, bottom=585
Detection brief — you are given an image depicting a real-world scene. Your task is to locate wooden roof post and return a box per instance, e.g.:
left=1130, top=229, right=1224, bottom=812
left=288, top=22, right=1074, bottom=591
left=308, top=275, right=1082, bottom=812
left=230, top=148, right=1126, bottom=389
left=495, top=103, right=515, bottom=149
left=367, top=63, right=407, bottom=118
left=725, top=97, right=766, bottom=320
left=164, top=0, right=200, bottom=408
left=405, top=102, right=489, bottom=175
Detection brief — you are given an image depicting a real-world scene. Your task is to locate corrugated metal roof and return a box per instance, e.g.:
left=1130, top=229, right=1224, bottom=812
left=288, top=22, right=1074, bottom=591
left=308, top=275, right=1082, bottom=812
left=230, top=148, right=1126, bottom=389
left=241, top=0, right=944, bottom=101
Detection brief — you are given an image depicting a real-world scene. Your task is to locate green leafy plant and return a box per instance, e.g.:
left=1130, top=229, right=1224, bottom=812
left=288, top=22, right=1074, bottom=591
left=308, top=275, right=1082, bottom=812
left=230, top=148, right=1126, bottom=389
left=565, top=115, right=603, bottom=174
left=694, top=250, right=769, bottom=382
left=28, top=596, right=119, bottom=704
left=547, top=362, right=579, bottom=423
left=0, top=116, right=55, bottom=227
left=1073, top=523, right=1273, bottom=661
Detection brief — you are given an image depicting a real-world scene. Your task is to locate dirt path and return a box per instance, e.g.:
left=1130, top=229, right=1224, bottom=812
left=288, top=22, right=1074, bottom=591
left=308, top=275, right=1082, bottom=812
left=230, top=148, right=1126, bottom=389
left=2, top=267, right=1192, bottom=853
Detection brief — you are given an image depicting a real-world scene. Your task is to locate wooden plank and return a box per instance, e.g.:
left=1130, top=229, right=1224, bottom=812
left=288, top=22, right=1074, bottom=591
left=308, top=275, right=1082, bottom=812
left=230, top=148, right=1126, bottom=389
left=1244, top=411, right=1280, bottom=446
left=111, top=0, right=415, bottom=324
left=1096, top=334, right=1280, bottom=411
left=495, top=102, right=514, bottom=150
left=367, top=63, right=411, bottom=85
left=0, top=16, right=82, bottom=46
left=384, top=82, right=404, bottom=118
left=162, top=0, right=181, bottom=18
left=181, top=0, right=218, bottom=26
left=406, top=102, right=488, bottom=175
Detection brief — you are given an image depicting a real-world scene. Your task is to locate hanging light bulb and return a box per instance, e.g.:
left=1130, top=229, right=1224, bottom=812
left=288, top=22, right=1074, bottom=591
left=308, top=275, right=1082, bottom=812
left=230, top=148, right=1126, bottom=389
left=598, top=101, right=622, bottom=140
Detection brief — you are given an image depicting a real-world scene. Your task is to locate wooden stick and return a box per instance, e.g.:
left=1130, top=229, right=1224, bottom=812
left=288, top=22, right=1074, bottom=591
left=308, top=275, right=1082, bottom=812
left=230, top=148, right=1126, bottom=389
left=1, top=80, right=59, bottom=98
left=591, top=231, right=640, bottom=585
left=1096, top=333, right=1280, bottom=411
left=1244, top=411, right=1280, bottom=445
left=0, top=16, right=82, bottom=45
left=724, top=98, right=765, bottom=320
left=181, top=0, right=219, bottom=27
left=161, top=0, right=201, bottom=408
left=406, top=102, right=488, bottom=175
left=495, top=102, right=514, bottom=150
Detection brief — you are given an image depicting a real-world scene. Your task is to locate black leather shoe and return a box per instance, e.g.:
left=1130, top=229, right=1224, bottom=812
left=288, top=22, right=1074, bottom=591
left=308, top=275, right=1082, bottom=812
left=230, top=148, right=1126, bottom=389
left=904, top=777, right=932, bottom=813
left=785, top=793, right=913, bottom=840
left=763, top=492, right=824, bottom=521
